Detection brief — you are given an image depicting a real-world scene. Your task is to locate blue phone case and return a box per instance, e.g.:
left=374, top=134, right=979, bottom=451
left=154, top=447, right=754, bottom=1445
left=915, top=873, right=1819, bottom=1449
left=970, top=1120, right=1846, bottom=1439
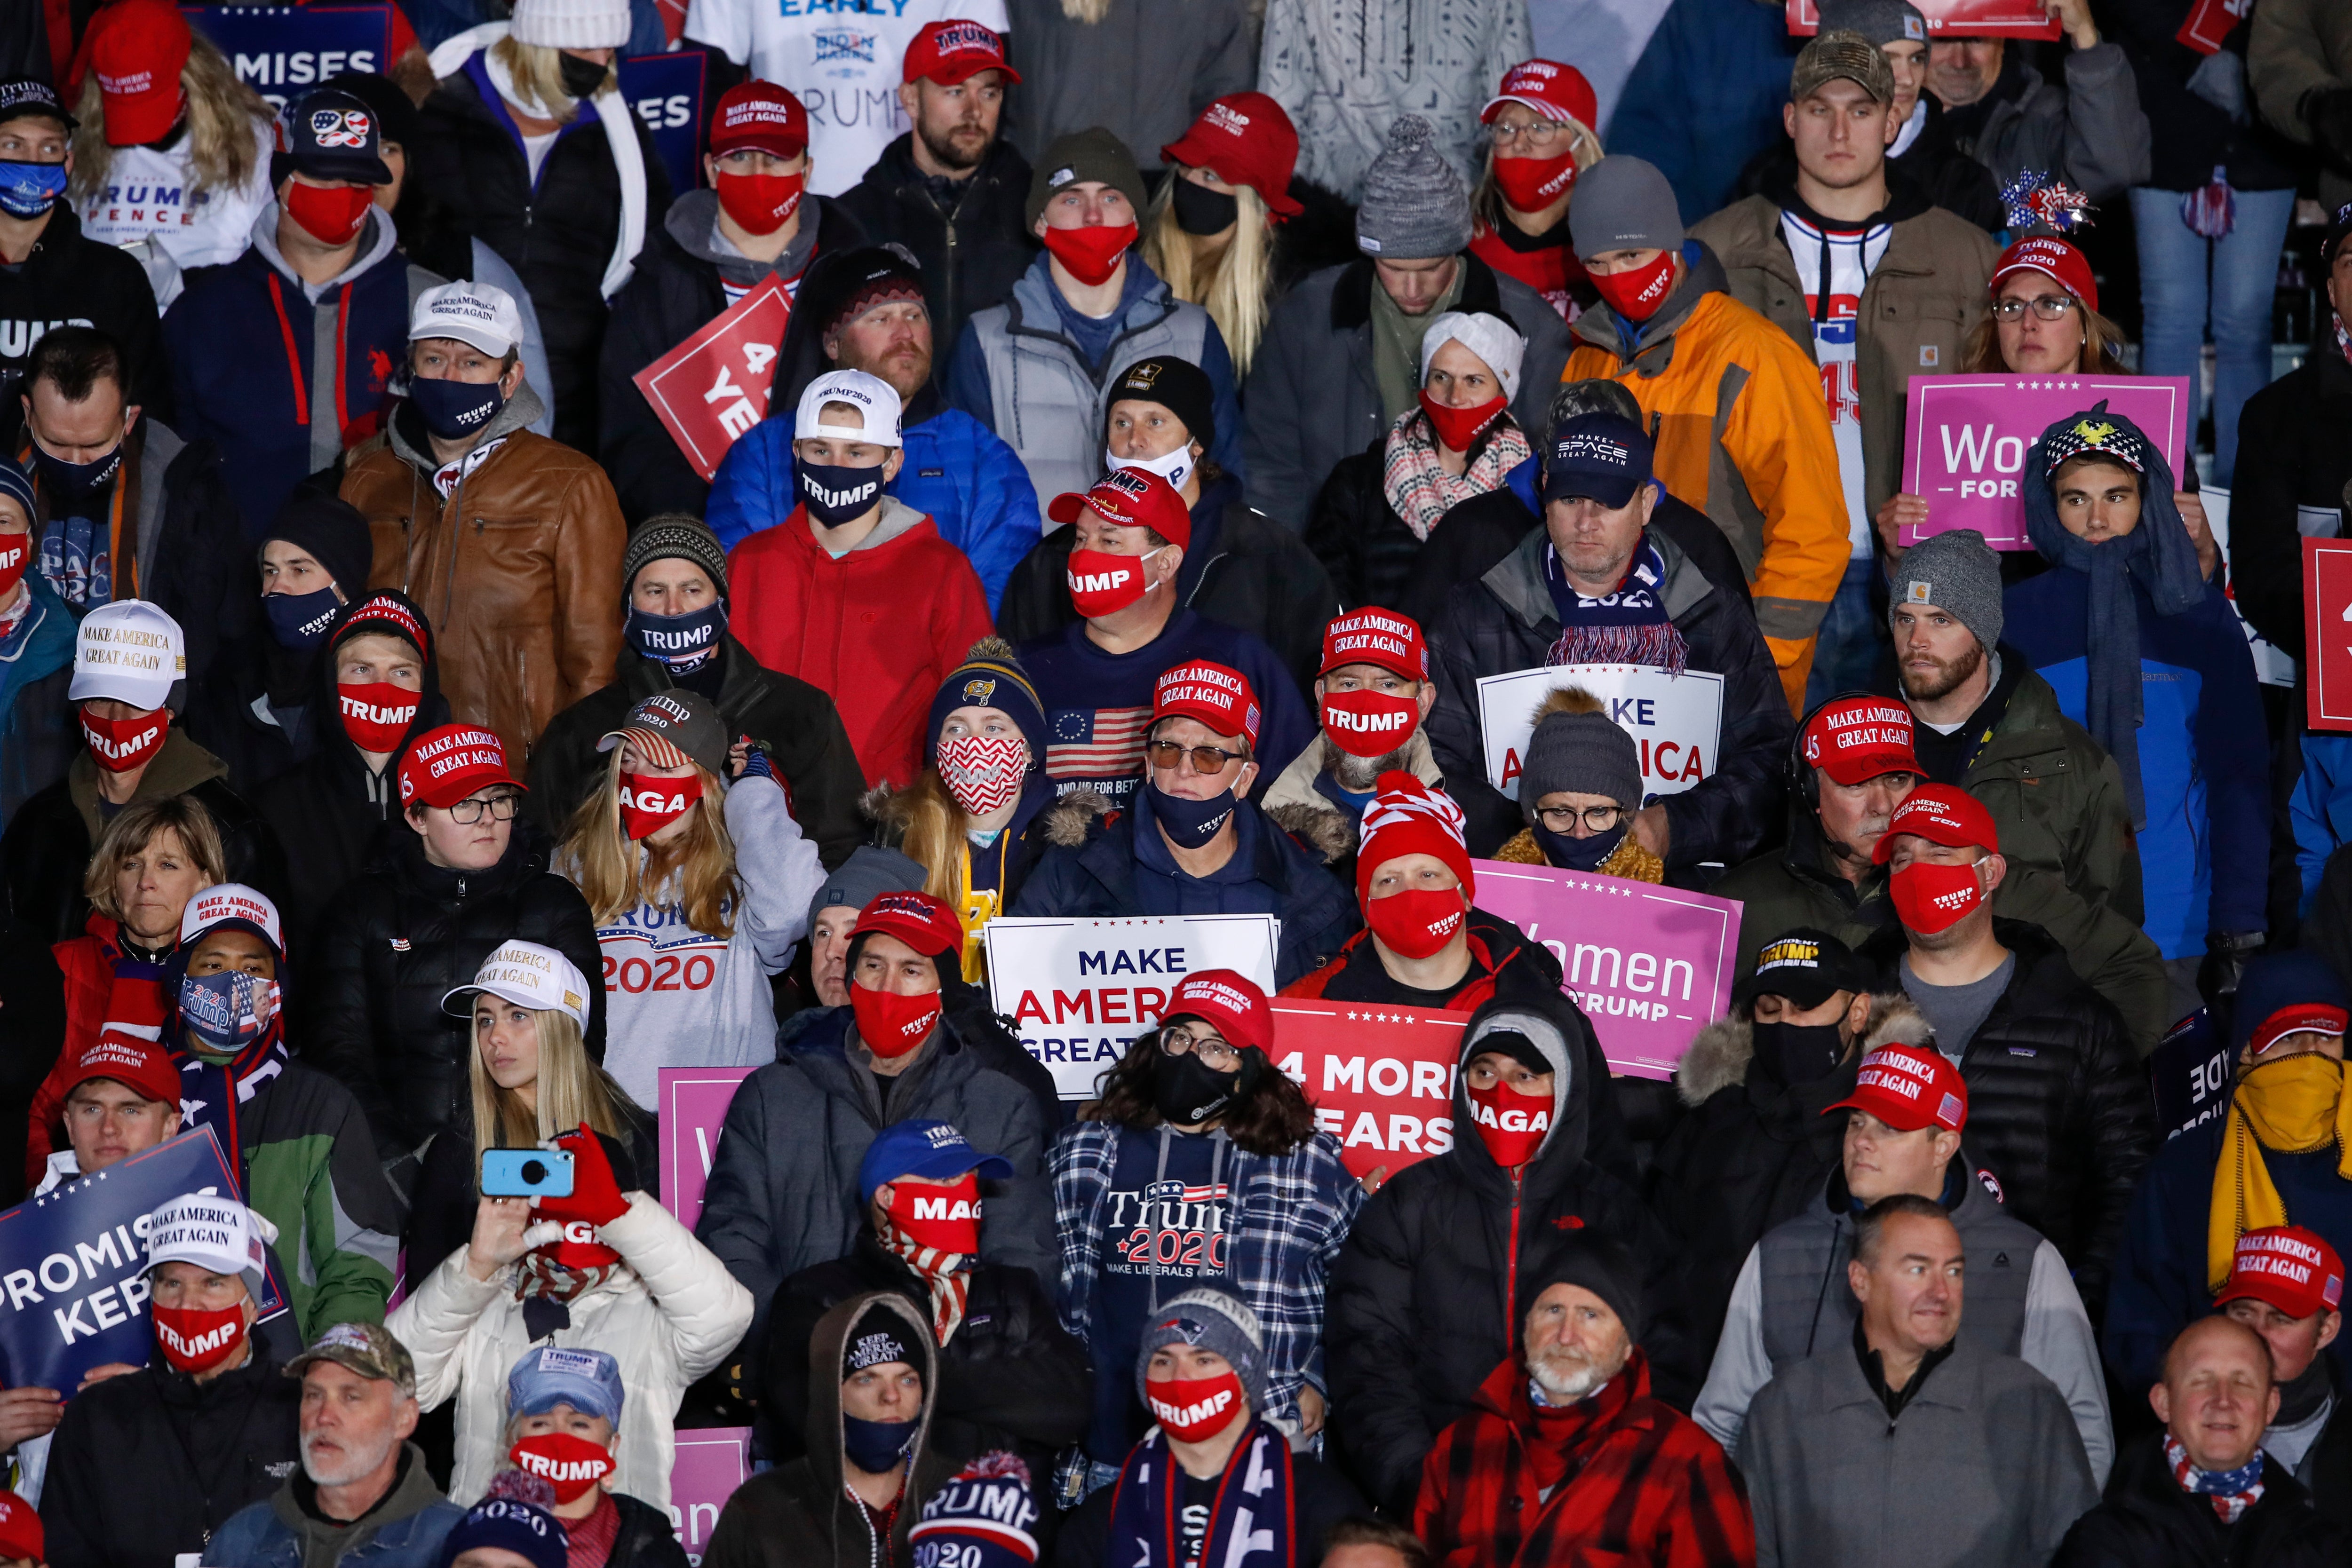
left=480, top=1148, right=576, bottom=1198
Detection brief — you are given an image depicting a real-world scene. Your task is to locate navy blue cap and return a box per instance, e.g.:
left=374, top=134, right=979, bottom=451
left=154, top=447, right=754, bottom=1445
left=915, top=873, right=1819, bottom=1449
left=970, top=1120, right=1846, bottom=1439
left=0, top=79, right=75, bottom=132
left=858, top=1120, right=1013, bottom=1204
left=277, top=89, right=393, bottom=185
left=1543, top=412, right=1653, bottom=509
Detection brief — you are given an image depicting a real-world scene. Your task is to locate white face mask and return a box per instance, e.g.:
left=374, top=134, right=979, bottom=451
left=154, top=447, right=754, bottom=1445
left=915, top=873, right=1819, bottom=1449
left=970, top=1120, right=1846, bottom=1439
left=1106, top=441, right=1195, bottom=495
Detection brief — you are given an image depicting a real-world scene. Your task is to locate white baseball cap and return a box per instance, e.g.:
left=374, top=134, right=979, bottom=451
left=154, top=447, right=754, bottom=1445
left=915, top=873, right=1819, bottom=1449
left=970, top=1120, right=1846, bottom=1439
left=146, top=1191, right=278, bottom=1300
left=795, top=368, right=903, bottom=448
left=410, top=280, right=523, bottom=356
left=68, top=599, right=185, bottom=709
left=440, top=940, right=593, bottom=1029
left=180, top=884, right=285, bottom=956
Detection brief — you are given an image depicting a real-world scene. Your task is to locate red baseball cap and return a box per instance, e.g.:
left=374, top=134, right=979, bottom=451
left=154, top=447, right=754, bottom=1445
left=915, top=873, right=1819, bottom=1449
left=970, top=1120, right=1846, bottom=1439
left=397, top=724, right=524, bottom=810
left=90, top=0, right=191, bottom=148
left=1047, top=468, right=1192, bottom=550
left=852, top=889, right=964, bottom=960
left=2247, top=1002, right=2351, bottom=1059
left=902, top=19, right=1021, bottom=87
left=1480, top=59, right=1598, bottom=133
left=1153, top=659, right=1262, bottom=750
left=2217, top=1226, right=2346, bottom=1320
left=0, top=1490, right=42, bottom=1567
left=1320, top=607, right=1429, bottom=682
left=1871, top=783, right=1999, bottom=863
left=60, top=1028, right=182, bottom=1108
left=1827, top=1045, right=1968, bottom=1133
left=1163, top=969, right=1271, bottom=1055
left=1990, top=235, right=2099, bottom=316
left=1802, top=697, right=1921, bottom=787
left=1160, top=93, right=1304, bottom=220
left=709, top=81, right=808, bottom=158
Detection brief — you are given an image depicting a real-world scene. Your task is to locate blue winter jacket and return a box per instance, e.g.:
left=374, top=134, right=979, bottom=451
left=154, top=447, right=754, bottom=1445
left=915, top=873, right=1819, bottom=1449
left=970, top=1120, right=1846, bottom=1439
left=0, top=576, right=75, bottom=831
left=703, top=397, right=1041, bottom=612
left=2291, top=733, right=2352, bottom=916
left=2002, top=569, right=2267, bottom=959
left=1606, top=0, right=1804, bottom=224
left=207, top=1460, right=464, bottom=1568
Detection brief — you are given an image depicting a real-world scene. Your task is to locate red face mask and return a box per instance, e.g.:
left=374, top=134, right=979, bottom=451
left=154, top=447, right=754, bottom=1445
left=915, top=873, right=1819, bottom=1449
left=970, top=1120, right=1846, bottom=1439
left=1041, top=221, right=1138, bottom=287
left=1144, top=1370, right=1246, bottom=1441
left=153, top=1301, right=249, bottom=1373
left=1367, top=886, right=1466, bottom=960
left=1417, top=390, right=1506, bottom=453
left=715, top=170, right=803, bottom=236
left=339, top=681, right=418, bottom=752
left=82, top=706, right=168, bottom=772
left=1466, top=1077, right=1551, bottom=1168
left=284, top=180, right=374, bottom=245
left=1320, top=688, right=1419, bottom=759
left=1890, top=858, right=1984, bottom=935
left=1066, top=546, right=1160, bottom=618
left=1588, top=248, right=1678, bottom=321
left=509, top=1432, right=615, bottom=1504
left=853, top=979, right=943, bottom=1058
left=886, top=1171, right=982, bottom=1254
left=0, top=532, right=27, bottom=598
left=1492, top=149, right=1579, bottom=213
left=619, top=771, right=701, bottom=840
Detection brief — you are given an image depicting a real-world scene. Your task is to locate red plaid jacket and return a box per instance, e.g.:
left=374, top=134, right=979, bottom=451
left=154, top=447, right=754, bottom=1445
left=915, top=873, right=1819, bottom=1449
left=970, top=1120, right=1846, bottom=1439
left=1414, top=1350, right=1756, bottom=1568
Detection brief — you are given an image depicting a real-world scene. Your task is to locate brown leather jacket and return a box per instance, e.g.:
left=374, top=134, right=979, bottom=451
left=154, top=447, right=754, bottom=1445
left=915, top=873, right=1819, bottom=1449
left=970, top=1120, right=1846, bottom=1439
left=343, top=385, right=624, bottom=761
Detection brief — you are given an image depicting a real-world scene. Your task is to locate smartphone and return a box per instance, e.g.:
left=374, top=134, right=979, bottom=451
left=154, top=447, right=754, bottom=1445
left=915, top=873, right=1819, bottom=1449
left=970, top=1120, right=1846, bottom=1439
left=480, top=1148, right=575, bottom=1199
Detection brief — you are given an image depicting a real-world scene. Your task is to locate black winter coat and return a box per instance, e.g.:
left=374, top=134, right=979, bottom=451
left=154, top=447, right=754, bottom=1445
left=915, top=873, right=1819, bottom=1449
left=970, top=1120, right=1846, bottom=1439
left=40, top=1351, right=302, bottom=1568
left=0, top=207, right=170, bottom=450
left=301, top=820, right=605, bottom=1159
left=2230, top=342, right=2352, bottom=661
left=1304, top=429, right=1539, bottom=624
left=607, top=1494, right=693, bottom=1568
left=0, top=913, right=63, bottom=1206
left=409, top=64, right=671, bottom=452
left=833, top=134, right=1037, bottom=363
left=2053, top=1434, right=2349, bottom=1567
left=1861, top=919, right=2153, bottom=1314
left=2108, top=0, right=2299, bottom=192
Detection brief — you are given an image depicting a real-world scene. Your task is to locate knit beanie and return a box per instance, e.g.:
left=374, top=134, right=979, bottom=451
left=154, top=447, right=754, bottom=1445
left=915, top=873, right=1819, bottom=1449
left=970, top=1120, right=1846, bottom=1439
left=1518, top=1231, right=1649, bottom=1345
left=1106, top=356, right=1216, bottom=452
left=801, top=245, right=928, bottom=342
left=622, top=516, right=730, bottom=598
left=437, top=1474, right=567, bottom=1568
left=264, top=491, right=374, bottom=600
left=1355, top=115, right=1470, bottom=261
left=1567, top=155, right=1684, bottom=263
left=1419, top=310, right=1527, bottom=402
left=927, top=636, right=1049, bottom=765
left=1027, top=128, right=1148, bottom=228
left=1519, top=688, right=1642, bottom=817
left=809, top=846, right=928, bottom=928
left=1134, top=1287, right=1268, bottom=1417
left=908, top=1453, right=1041, bottom=1568
left=510, top=0, right=631, bottom=50
left=0, top=453, right=35, bottom=528
left=1356, top=771, right=1475, bottom=906
left=1888, top=527, right=2003, bottom=652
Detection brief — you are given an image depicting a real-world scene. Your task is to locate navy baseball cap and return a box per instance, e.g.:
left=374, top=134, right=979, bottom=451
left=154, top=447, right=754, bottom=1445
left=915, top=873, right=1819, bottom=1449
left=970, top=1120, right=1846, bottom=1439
left=278, top=88, right=393, bottom=185
left=505, top=1346, right=625, bottom=1428
left=1544, top=412, right=1653, bottom=509
left=858, top=1120, right=1014, bottom=1204
left=0, top=79, right=75, bottom=132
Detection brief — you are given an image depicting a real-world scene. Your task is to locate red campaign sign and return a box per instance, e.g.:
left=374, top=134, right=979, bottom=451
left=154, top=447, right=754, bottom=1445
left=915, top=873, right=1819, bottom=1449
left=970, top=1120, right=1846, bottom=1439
left=632, top=277, right=791, bottom=482
left=1268, top=1000, right=1467, bottom=1181
left=657, top=1067, right=755, bottom=1231
left=2175, top=0, right=2250, bottom=53
left=2304, top=539, right=2352, bottom=733
left=1787, top=0, right=2057, bottom=34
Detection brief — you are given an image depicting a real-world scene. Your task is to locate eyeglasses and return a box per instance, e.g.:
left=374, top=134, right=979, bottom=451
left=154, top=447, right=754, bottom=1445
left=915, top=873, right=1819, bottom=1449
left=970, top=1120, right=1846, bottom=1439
left=444, top=793, right=520, bottom=824
left=1488, top=118, right=1570, bottom=149
left=1992, top=294, right=2076, bottom=322
left=1161, top=1025, right=1240, bottom=1070
left=1145, top=739, right=1247, bottom=775
left=1534, top=804, right=1623, bottom=832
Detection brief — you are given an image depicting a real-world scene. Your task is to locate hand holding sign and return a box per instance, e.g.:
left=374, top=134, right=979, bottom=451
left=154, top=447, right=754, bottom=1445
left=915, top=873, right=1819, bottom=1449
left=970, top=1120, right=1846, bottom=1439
left=1899, top=376, right=2192, bottom=549
left=632, top=277, right=791, bottom=481
left=1785, top=0, right=2057, bottom=33
left=1267, top=1001, right=1467, bottom=1180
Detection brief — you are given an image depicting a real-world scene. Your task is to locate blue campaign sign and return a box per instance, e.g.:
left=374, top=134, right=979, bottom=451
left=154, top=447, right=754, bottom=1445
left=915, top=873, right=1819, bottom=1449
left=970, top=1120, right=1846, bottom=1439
left=2150, top=1006, right=2234, bottom=1142
left=620, top=49, right=707, bottom=202
left=0, top=1126, right=283, bottom=1392
left=183, top=7, right=400, bottom=110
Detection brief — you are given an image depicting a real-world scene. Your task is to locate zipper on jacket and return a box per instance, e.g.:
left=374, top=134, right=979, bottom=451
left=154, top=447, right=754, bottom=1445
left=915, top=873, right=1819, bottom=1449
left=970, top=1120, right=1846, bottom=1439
left=1504, top=1168, right=1523, bottom=1344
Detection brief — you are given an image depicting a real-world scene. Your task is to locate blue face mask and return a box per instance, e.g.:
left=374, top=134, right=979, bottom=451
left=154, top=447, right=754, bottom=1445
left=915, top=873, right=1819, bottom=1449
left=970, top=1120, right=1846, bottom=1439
left=1148, top=781, right=1237, bottom=850
left=33, top=440, right=121, bottom=498
left=1534, top=819, right=1626, bottom=872
left=408, top=375, right=505, bottom=442
left=263, top=586, right=342, bottom=652
left=179, top=969, right=273, bottom=1059
left=840, top=1413, right=917, bottom=1474
left=0, top=160, right=65, bottom=220
left=625, top=601, right=727, bottom=672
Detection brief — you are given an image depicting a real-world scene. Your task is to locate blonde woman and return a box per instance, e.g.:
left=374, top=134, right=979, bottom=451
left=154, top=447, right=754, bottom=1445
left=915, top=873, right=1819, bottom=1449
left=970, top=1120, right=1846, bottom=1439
left=1466, top=62, right=1605, bottom=319
left=558, top=690, right=820, bottom=1109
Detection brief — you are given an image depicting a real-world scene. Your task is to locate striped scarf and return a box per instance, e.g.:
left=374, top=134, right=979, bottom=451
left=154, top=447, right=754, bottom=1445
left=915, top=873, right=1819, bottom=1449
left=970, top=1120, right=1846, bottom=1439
left=885, top=1225, right=975, bottom=1345
left=1542, top=534, right=1688, bottom=673
left=2166, top=1435, right=2265, bottom=1523
left=1379, top=406, right=1531, bottom=543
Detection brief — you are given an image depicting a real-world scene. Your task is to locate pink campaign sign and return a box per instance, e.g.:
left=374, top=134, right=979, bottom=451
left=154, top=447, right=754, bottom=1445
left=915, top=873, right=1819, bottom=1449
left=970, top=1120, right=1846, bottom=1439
left=668, top=1426, right=750, bottom=1564
left=658, top=1067, right=755, bottom=1230
left=1470, top=860, right=1739, bottom=1079
left=1898, top=375, right=2193, bottom=550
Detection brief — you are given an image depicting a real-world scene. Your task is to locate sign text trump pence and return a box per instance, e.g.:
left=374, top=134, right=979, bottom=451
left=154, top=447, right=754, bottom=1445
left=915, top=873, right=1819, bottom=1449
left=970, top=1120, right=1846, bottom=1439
left=1476, top=664, right=1724, bottom=802
left=1269, top=1001, right=1466, bottom=1180
left=1470, top=861, right=1739, bottom=1078
left=984, top=915, right=1282, bottom=1098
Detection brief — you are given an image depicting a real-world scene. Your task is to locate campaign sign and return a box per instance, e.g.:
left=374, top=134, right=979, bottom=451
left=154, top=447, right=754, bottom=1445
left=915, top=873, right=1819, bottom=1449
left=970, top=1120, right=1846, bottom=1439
left=0, top=1125, right=271, bottom=1391
left=984, top=916, right=1282, bottom=1099
left=2304, top=539, right=2352, bottom=732
left=1786, top=0, right=2056, bottom=34
left=183, top=7, right=398, bottom=107
left=2149, top=1007, right=2234, bottom=1142
left=2201, top=488, right=2296, bottom=688
left=668, top=1426, right=749, bottom=1565
left=633, top=275, right=790, bottom=481
left=1470, top=861, right=1739, bottom=1078
left=658, top=1067, right=755, bottom=1231
left=1268, top=1001, right=1466, bottom=1180
left=1475, top=664, right=1724, bottom=802
left=1898, top=375, right=2193, bottom=550
left=618, top=49, right=707, bottom=206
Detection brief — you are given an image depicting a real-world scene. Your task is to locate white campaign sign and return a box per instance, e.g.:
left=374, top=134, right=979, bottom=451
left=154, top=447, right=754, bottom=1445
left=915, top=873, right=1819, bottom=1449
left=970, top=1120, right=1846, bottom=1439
left=2203, top=487, right=2296, bottom=689
left=984, top=915, right=1281, bottom=1099
left=1476, top=664, right=1726, bottom=801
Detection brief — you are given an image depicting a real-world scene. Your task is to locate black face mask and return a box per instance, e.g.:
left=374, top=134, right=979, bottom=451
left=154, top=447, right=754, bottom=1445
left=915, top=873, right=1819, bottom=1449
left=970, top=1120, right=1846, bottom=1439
left=33, top=441, right=122, bottom=499
left=798, top=459, right=886, bottom=528
left=1172, top=178, right=1240, bottom=236
left=1749, top=1019, right=1847, bottom=1087
left=408, top=375, right=505, bottom=442
left=1534, top=819, right=1626, bottom=872
left=1148, top=781, right=1236, bottom=850
left=558, top=51, right=609, bottom=100
left=1151, top=1045, right=1243, bottom=1126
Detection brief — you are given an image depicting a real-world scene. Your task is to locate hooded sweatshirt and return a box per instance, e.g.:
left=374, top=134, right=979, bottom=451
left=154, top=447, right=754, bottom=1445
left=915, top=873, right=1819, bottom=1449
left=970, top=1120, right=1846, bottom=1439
left=77, top=117, right=277, bottom=291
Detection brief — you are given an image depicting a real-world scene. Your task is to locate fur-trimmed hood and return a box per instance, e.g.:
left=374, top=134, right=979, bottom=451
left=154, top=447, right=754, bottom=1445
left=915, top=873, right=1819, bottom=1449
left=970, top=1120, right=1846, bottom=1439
left=1673, top=992, right=1931, bottom=1107
left=1042, top=788, right=1116, bottom=848
left=1256, top=728, right=1446, bottom=865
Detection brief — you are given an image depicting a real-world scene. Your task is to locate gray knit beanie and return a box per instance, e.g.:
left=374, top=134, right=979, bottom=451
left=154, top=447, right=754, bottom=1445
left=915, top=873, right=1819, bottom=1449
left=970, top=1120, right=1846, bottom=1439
left=1028, top=128, right=1149, bottom=228
left=1889, top=528, right=2004, bottom=652
left=1134, top=1287, right=1268, bottom=1418
left=623, top=515, right=730, bottom=598
left=1519, top=688, right=1642, bottom=818
left=1568, top=155, right=1684, bottom=263
left=807, top=845, right=927, bottom=929
left=1818, top=0, right=1929, bottom=48
left=1356, top=116, right=1470, bottom=261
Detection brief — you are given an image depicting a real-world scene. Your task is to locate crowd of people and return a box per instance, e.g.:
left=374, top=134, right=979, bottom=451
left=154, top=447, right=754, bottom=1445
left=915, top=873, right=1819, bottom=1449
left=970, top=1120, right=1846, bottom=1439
left=0, top=0, right=2344, bottom=1561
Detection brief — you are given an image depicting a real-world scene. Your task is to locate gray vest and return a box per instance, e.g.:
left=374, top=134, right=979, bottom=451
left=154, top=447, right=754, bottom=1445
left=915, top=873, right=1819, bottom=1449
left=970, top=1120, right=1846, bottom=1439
left=1756, top=1166, right=2042, bottom=1370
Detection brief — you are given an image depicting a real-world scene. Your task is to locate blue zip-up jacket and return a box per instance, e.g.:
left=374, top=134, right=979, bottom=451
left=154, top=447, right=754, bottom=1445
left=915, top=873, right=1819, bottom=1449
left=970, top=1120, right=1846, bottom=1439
left=1605, top=0, right=1804, bottom=223
left=206, top=1449, right=463, bottom=1568
left=0, top=576, right=75, bottom=831
left=2003, top=569, right=2267, bottom=959
left=2291, top=733, right=2352, bottom=916
left=703, top=393, right=1041, bottom=612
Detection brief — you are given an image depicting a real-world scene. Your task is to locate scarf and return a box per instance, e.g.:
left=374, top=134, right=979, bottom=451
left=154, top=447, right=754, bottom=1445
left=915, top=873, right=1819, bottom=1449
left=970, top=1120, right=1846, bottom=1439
left=173, top=1028, right=290, bottom=1186
left=1542, top=533, right=1687, bottom=673
left=2166, top=1434, right=2265, bottom=1523
left=884, top=1225, right=974, bottom=1345
left=1380, top=406, right=1531, bottom=542
left=2022, top=405, right=2206, bottom=827
left=1521, top=1351, right=1644, bottom=1496
left=563, top=1493, right=620, bottom=1568
left=515, top=1246, right=626, bottom=1305
left=2207, top=1053, right=2352, bottom=1289
left=1103, top=1418, right=1296, bottom=1568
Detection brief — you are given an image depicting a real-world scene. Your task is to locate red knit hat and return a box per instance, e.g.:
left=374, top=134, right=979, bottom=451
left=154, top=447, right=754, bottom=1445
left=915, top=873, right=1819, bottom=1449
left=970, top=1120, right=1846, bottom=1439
left=90, top=0, right=190, bottom=147
left=1320, top=607, right=1429, bottom=681
left=1152, top=660, right=1261, bottom=749
left=1161, top=93, right=1304, bottom=220
left=0, top=1489, right=42, bottom=1565
left=1355, top=771, right=1474, bottom=905
left=1164, top=969, right=1272, bottom=1054
left=851, top=890, right=964, bottom=960
left=2217, top=1226, right=2346, bottom=1321
left=1990, top=235, right=2098, bottom=315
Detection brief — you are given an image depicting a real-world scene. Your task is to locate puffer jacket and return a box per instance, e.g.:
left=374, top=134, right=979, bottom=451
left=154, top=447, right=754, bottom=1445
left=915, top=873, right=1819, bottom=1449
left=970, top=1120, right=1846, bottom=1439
left=1858, top=918, right=2154, bottom=1315
left=1304, top=427, right=1540, bottom=622
left=301, top=818, right=605, bottom=1160
left=2249, top=0, right=2352, bottom=210
left=343, top=389, right=626, bottom=764
left=832, top=134, right=1035, bottom=361
left=1425, top=523, right=1795, bottom=870
left=205, top=1446, right=462, bottom=1568
left=2228, top=333, right=2352, bottom=663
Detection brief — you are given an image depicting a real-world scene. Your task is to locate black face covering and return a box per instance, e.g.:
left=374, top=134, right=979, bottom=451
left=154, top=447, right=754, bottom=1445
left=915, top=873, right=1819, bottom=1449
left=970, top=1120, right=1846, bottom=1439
left=558, top=51, right=609, bottom=100
left=1172, top=178, right=1240, bottom=236
left=1749, top=1019, right=1847, bottom=1087
left=1151, top=1045, right=1245, bottom=1126
left=1534, top=819, right=1626, bottom=872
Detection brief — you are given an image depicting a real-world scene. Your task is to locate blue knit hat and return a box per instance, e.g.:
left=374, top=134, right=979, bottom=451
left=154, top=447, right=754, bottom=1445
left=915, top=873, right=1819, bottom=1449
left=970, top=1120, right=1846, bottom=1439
left=926, top=636, right=1047, bottom=766
left=908, top=1452, right=1041, bottom=1567
left=0, top=454, right=32, bottom=527
left=438, top=1475, right=567, bottom=1568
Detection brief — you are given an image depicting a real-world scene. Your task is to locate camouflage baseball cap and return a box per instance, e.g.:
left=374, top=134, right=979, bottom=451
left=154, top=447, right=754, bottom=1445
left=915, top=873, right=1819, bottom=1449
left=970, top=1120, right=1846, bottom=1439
left=1792, top=29, right=1895, bottom=104
left=285, top=1322, right=417, bottom=1398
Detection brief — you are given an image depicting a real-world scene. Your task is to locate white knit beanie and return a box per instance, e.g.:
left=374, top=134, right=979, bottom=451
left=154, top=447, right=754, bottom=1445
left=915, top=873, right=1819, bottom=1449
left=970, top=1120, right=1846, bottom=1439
left=511, top=0, right=631, bottom=50
left=1420, top=310, right=1529, bottom=402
